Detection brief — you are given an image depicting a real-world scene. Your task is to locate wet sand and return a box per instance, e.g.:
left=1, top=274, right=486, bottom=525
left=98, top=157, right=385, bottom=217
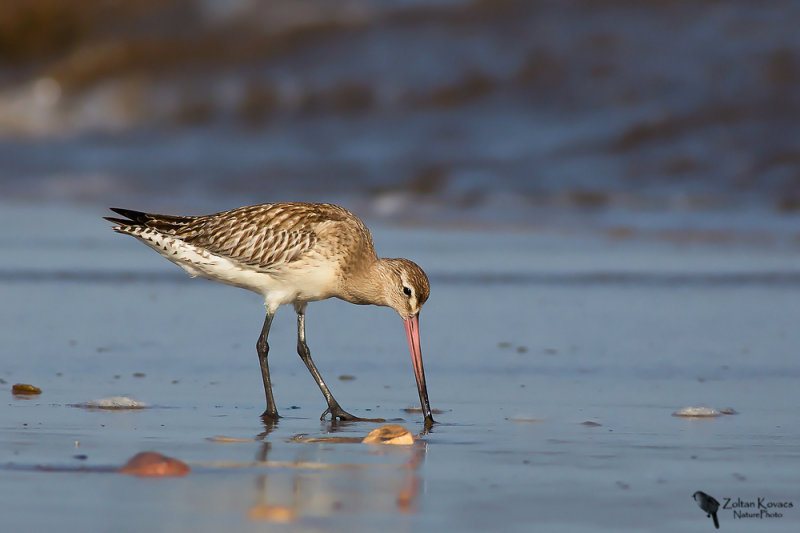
left=2, top=202, right=799, bottom=532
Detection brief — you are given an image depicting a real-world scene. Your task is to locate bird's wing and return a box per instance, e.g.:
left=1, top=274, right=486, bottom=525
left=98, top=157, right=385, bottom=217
left=174, top=203, right=345, bottom=270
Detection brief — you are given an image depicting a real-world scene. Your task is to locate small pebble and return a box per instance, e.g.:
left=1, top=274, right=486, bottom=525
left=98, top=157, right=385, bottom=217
left=79, top=396, right=147, bottom=409
left=12, top=383, right=41, bottom=395
left=133, top=372, right=146, bottom=378
left=673, top=406, right=720, bottom=417
left=118, top=451, right=190, bottom=477
left=338, top=375, right=356, bottom=381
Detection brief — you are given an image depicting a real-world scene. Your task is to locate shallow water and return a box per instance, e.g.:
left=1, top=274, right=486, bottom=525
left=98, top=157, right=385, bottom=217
left=2, top=203, right=799, bottom=532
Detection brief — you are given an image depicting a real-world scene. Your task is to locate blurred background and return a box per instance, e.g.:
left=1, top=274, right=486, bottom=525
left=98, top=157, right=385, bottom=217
left=1, top=0, right=798, bottom=241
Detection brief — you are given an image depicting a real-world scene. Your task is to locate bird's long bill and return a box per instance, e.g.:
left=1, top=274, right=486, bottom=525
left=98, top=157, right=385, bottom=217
left=403, top=314, right=434, bottom=426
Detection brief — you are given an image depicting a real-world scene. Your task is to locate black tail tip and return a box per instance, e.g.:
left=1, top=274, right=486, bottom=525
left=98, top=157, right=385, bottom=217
left=107, top=207, right=147, bottom=225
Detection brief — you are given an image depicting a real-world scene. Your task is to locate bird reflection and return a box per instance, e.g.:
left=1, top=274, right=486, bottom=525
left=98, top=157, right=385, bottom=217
left=249, top=418, right=426, bottom=522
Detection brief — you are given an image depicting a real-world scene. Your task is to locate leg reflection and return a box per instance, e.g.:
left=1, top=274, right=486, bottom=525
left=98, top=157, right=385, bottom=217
left=249, top=428, right=427, bottom=521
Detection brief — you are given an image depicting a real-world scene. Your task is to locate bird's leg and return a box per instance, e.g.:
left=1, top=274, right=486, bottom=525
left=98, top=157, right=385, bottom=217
left=295, top=304, right=381, bottom=422
left=257, top=311, right=279, bottom=420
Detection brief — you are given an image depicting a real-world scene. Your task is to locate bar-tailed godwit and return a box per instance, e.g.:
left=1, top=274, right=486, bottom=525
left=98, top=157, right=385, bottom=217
left=105, top=203, right=434, bottom=426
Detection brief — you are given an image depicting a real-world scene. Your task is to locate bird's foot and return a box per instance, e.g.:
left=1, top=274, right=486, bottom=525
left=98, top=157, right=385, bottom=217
left=260, top=408, right=281, bottom=421
left=320, top=404, right=385, bottom=423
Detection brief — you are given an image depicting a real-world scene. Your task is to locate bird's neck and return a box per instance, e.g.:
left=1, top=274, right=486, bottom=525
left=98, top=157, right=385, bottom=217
left=339, top=258, right=392, bottom=307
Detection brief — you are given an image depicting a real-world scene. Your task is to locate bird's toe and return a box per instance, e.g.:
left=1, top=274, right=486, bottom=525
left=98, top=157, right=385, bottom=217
left=321, top=405, right=384, bottom=423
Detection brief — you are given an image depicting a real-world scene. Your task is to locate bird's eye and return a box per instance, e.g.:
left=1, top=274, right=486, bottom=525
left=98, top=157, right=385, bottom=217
left=403, top=286, right=412, bottom=296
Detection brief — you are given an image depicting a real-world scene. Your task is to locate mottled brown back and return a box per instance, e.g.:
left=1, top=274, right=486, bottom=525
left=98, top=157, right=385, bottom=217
left=146, top=203, right=375, bottom=272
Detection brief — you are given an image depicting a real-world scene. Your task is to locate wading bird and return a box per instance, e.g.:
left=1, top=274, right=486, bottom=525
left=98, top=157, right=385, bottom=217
left=105, top=203, right=434, bottom=427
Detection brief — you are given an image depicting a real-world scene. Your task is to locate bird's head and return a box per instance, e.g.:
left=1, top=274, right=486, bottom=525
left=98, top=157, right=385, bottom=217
left=380, top=258, right=431, bottom=318
left=374, top=257, right=433, bottom=427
